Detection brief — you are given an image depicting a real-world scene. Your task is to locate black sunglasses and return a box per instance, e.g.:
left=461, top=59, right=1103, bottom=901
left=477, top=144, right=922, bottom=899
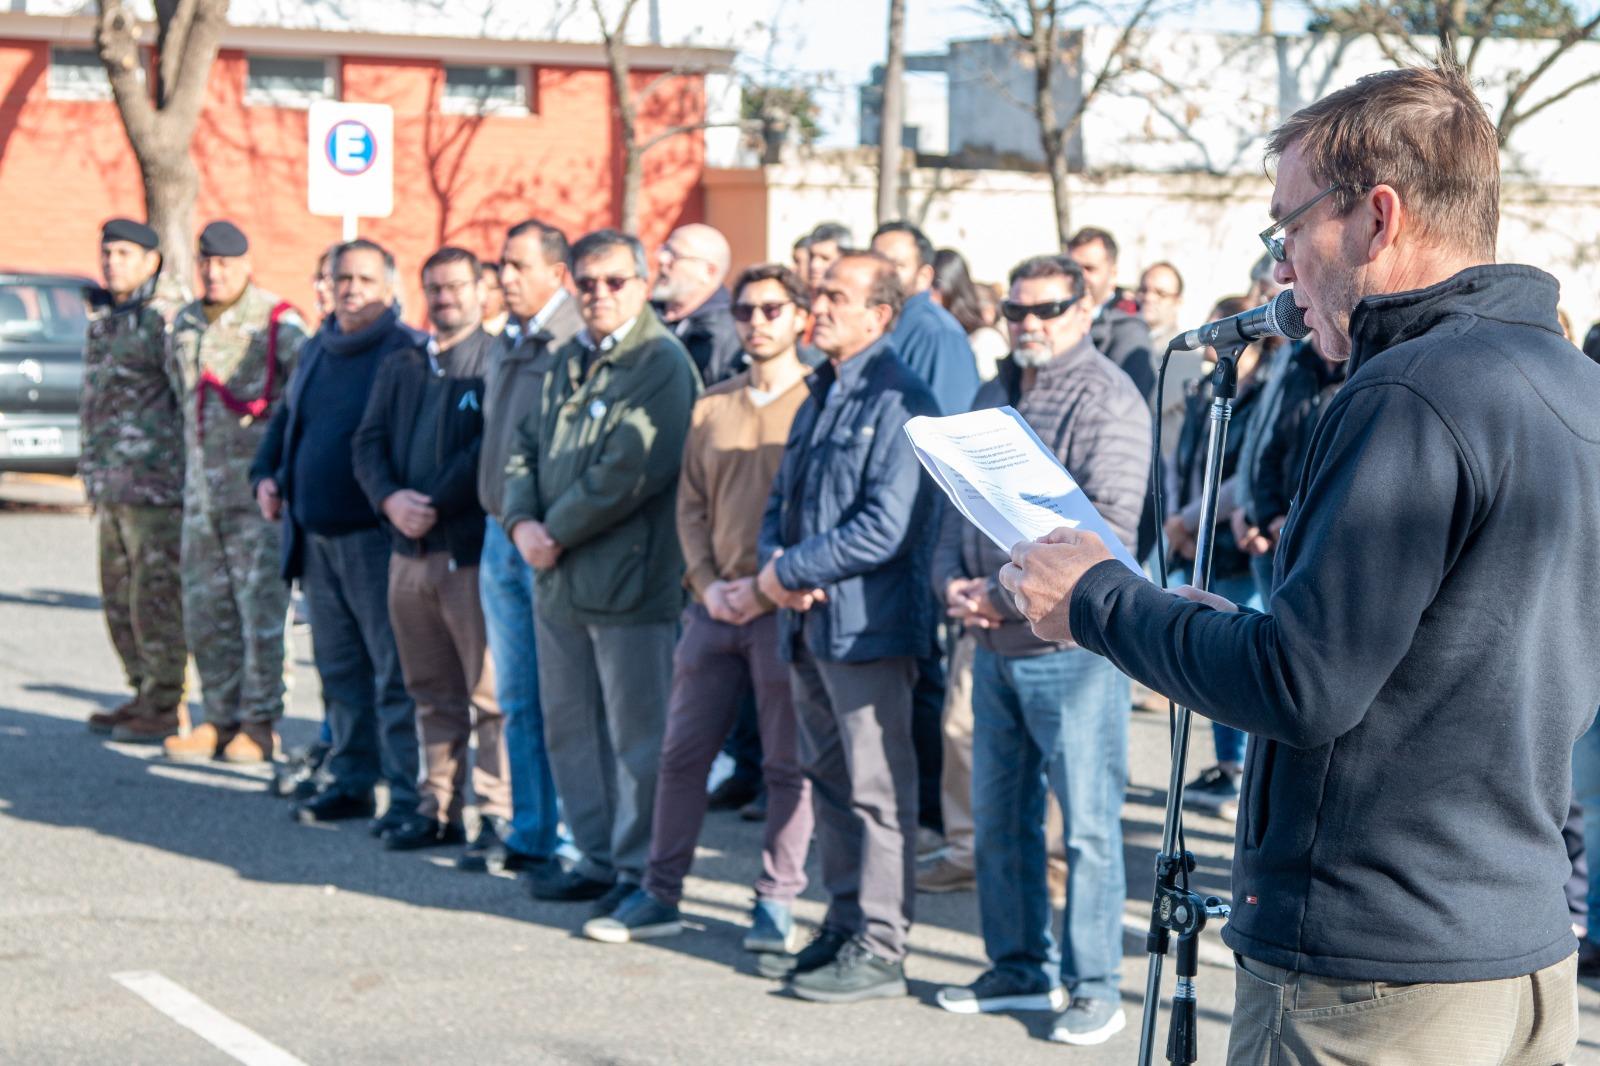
left=1000, top=295, right=1080, bottom=323
left=575, top=274, right=636, bottom=296
left=731, top=300, right=793, bottom=323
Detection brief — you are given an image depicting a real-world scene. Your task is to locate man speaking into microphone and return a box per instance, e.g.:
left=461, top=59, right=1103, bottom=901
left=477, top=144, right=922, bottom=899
left=1000, top=63, right=1600, bottom=1064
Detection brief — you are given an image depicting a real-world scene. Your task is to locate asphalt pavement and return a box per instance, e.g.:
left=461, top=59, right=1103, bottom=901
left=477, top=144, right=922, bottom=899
left=2, top=472, right=1597, bottom=1065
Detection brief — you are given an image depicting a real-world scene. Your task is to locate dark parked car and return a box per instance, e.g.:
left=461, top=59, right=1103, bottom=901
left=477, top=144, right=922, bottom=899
left=0, top=272, right=95, bottom=476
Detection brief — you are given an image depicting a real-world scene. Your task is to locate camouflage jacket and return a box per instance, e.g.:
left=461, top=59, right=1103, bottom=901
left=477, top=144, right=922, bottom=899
left=169, top=284, right=308, bottom=514
left=78, top=272, right=187, bottom=508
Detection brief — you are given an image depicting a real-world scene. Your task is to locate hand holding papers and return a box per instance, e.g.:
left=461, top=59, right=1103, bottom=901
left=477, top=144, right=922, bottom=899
left=904, top=406, right=1145, bottom=578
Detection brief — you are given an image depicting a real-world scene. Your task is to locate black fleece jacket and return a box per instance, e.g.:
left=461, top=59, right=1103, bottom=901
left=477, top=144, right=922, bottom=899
left=1069, top=265, right=1600, bottom=982
left=351, top=328, right=495, bottom=567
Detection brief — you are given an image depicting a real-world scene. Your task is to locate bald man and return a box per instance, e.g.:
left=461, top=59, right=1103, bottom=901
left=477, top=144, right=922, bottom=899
left=652, top=224, right=740, bottom=384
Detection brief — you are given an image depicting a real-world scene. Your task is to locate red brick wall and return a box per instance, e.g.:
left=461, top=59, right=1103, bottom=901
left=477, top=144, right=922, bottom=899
left=0, top=41, right=706, bottom=323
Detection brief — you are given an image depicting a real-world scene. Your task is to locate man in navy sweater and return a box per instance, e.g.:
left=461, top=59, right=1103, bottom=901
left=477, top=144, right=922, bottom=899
left=1000, top=64, right=1600, bottom=1063
left=251, top=239, right=427, bottom=836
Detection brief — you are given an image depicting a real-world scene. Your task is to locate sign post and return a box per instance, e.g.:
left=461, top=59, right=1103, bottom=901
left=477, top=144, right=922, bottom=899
left=307, top=101, right=394, bottom=240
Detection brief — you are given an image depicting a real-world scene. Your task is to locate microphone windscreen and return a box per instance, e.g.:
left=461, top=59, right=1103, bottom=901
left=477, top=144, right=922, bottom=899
left=1269, top=289, right=1310, bottom=340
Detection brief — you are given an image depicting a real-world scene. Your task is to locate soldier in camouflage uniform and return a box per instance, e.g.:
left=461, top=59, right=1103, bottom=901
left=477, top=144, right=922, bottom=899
left=80, top=218, right=189, bottom=743
left=164, top=221, right=309, bottom=764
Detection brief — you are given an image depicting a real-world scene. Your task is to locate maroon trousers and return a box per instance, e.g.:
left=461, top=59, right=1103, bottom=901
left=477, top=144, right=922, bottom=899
left=643, top=605, right=812, bottom=906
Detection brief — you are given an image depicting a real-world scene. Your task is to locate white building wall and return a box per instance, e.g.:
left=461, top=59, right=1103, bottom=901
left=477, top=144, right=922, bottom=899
left=755, top=158, right=1600, bottom=339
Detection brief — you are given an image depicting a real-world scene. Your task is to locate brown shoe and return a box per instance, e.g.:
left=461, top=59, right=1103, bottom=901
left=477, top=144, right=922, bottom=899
left=111, top=709, right=182, bottom=744
left=163, top=722, right=236, bottom=763
left=88, top=699, right=141, bottom=735
left=221, top=721, right=278, bottom=764
left=916, top=856, right=977, bottom=894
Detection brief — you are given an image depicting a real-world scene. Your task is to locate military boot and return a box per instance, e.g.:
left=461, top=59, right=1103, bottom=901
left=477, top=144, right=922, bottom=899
left=163, top=722, right=236, bottom=763
left=221, top=721, right=278, bottom=765
left=87, top=698, right=142, bottom=735
left=111, top=708, right=182, bottom=744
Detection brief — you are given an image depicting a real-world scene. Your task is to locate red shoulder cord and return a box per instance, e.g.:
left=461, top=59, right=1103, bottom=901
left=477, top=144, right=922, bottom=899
left=196, top=301, right=294, bottom=442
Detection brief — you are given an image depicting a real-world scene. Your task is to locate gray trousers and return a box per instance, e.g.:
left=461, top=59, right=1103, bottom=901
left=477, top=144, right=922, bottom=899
left=1228, top=952, right=1578, bottom=1066
left=534, top=613, right=675, bottom=885
left=301, top=528, right=419, bottom=812
left=791, top=647, right=918, bottom=962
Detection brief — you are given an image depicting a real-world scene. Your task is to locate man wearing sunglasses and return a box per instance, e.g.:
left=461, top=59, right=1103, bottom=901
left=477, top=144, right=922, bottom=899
left=583, top=264, right=816, bottom=953
left=1001, top=65, right=1600, bottom=1063
left=932, top=255, right=1149, bottom=1046
left=501, top=229, right=700, bottom=921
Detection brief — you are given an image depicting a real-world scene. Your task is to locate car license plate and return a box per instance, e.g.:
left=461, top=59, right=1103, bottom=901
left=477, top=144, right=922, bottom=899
left=6, top=427, right=64, bottom=455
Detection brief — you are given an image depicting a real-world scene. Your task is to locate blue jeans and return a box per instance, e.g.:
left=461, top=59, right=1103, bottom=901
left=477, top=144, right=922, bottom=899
left=480, top=519, right=561, bottom=858
left=1572, top=713, right=1600, bottom=926
left=1173, top=568, right=1262, bottom=765
left=971, top=644, right=1130, bottom=1003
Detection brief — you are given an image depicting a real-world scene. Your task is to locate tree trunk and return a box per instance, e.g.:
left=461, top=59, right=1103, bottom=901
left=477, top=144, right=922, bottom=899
left=620, top=142, right=643, bottom=235
left=876, top=0, right=907, bottom=224
left=1043, top=131, right=1072, bottom=249
left=141, top=150, right=200, bottom=284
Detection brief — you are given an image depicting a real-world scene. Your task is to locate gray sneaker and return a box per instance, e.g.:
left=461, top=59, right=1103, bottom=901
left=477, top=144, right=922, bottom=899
left=1049, top=996, right=1127, bottom=1046
left=935, top=969, right=1064, bottom=1015
left=788, top=938, right=907, bottom=1004
left=581, top=888, right=682, bottom=944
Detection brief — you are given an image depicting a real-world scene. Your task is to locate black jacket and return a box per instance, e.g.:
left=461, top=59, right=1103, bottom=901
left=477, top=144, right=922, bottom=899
left=662, top=288, right=742, bottom=385
left=250, top=306, right=428, bottom=579
left=1070, top=265, right=1600, bottom=982
left=1248, top=342, right=1345, bottom=525
left=758, top=338, right=940, bottom=663
left=352, top=328, right=495, bottom=568
left=1091, top=291, right=1155, bottom=400
left=1170, top=367, right=1263, bottom=582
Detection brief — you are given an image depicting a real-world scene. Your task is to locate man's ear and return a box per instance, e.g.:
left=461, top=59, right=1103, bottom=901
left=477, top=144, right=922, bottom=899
left=1367, top=184, right=1404, bottom=261
left=916, top=264, right=935, bottom=292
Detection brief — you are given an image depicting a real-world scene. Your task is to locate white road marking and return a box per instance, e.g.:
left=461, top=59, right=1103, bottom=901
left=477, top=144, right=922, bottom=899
left=111, top=971, right=309, bottom=1066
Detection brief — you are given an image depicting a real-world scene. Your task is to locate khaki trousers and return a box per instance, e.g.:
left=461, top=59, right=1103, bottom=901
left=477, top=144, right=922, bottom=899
left=1228, top=952, right=1578, bottom=1066
left=387, top=551, right=508, bottom=824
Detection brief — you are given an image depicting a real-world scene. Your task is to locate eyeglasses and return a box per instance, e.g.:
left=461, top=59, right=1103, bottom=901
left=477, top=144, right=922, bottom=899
left=1259, top=182, right=1357, bottom=263
left=731, top=301, right=793, bottom=323
left=1000, top=296, right=1080, bottom=323
left=575, top=274, right=636, bottom=296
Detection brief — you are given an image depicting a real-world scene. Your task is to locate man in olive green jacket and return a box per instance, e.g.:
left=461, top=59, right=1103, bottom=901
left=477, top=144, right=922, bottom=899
left=501, top=229, right=700, bottom=913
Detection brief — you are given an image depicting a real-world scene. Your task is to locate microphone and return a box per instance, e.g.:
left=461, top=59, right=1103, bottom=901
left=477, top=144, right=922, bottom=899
left=1172, top=289, right=1309, bottom=352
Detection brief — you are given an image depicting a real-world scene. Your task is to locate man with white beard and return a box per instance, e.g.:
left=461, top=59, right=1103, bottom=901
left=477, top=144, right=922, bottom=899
left=930, top=254, right=1149, bottom=1046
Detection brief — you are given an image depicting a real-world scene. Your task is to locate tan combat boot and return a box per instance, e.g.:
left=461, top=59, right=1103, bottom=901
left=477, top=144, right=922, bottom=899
left=220, top=721, right=278, bottom=765
left=163, top=721, right=236, bottom=763
left=111, top=708, right=182, bottom=744
left=87, top=698, right=142, bottom=735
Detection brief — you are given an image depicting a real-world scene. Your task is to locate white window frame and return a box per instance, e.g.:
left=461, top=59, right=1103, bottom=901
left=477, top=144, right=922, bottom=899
left=243, top=54, right=337, bottom=109
left=46, top=45, right=115, bottom=102
left=440, top=63, right=530, bottom=117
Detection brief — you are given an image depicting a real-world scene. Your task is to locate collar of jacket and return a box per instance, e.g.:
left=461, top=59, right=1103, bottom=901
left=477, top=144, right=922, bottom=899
left=1347, top=263, right=1562, bottom=376
left=320, top=303, right=403, bottom=357
left=507, top=295, right=581, bottom=364
left=806, top=334, right=892, bottom=404
left=563, top=307, right=671, bottom=386
left=669, top=286, right=731, bottom=338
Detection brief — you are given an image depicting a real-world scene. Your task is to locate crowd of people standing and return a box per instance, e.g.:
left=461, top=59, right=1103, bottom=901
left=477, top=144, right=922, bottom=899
left=73, top=162, right=1600, bottom=1050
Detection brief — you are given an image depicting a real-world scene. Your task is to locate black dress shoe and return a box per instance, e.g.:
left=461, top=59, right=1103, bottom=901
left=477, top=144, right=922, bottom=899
left=370, top=808, right=411, bottom=838
left=456, top=819, right=507, bottom=872
left=527, top=867, right=614, bottom=902
left=292, top=788, right=375, bottom=824
left=707, top=775, right=762, bottom=811
left=739, top=790, right=768, bottom=822
left=383, top=815, right=467, bottom=851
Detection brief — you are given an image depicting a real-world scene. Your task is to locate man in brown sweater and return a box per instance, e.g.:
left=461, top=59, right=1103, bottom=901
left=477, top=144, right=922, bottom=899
left=582, top=264, right=816, bottom=951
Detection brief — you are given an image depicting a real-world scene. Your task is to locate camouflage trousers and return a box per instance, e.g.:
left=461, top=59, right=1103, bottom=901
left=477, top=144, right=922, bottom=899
left=97, top=503, right=187, bottom=710
left=180, top=506, right=290, bottom=726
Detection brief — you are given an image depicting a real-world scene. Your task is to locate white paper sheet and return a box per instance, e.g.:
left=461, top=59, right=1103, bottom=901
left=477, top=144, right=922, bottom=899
left=904, top=406, right=1146, bottom=577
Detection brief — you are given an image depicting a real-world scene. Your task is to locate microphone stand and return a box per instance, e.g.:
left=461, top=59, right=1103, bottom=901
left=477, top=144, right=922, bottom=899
left=1135, top=349, right=1239, bottom=1066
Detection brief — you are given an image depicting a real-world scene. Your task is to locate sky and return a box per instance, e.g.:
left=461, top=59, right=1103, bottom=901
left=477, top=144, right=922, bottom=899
left=755, top=0, right=1315, bottom=145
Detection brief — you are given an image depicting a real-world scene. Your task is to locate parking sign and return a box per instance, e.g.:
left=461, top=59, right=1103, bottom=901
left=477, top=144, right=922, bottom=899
left=307, top=101, right=394, bottom=222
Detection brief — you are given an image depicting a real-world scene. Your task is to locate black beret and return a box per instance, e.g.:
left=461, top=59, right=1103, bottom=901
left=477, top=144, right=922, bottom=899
left=198, top=220, right=249, bottom=257
left=101, top=218, right=158, bottom=251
